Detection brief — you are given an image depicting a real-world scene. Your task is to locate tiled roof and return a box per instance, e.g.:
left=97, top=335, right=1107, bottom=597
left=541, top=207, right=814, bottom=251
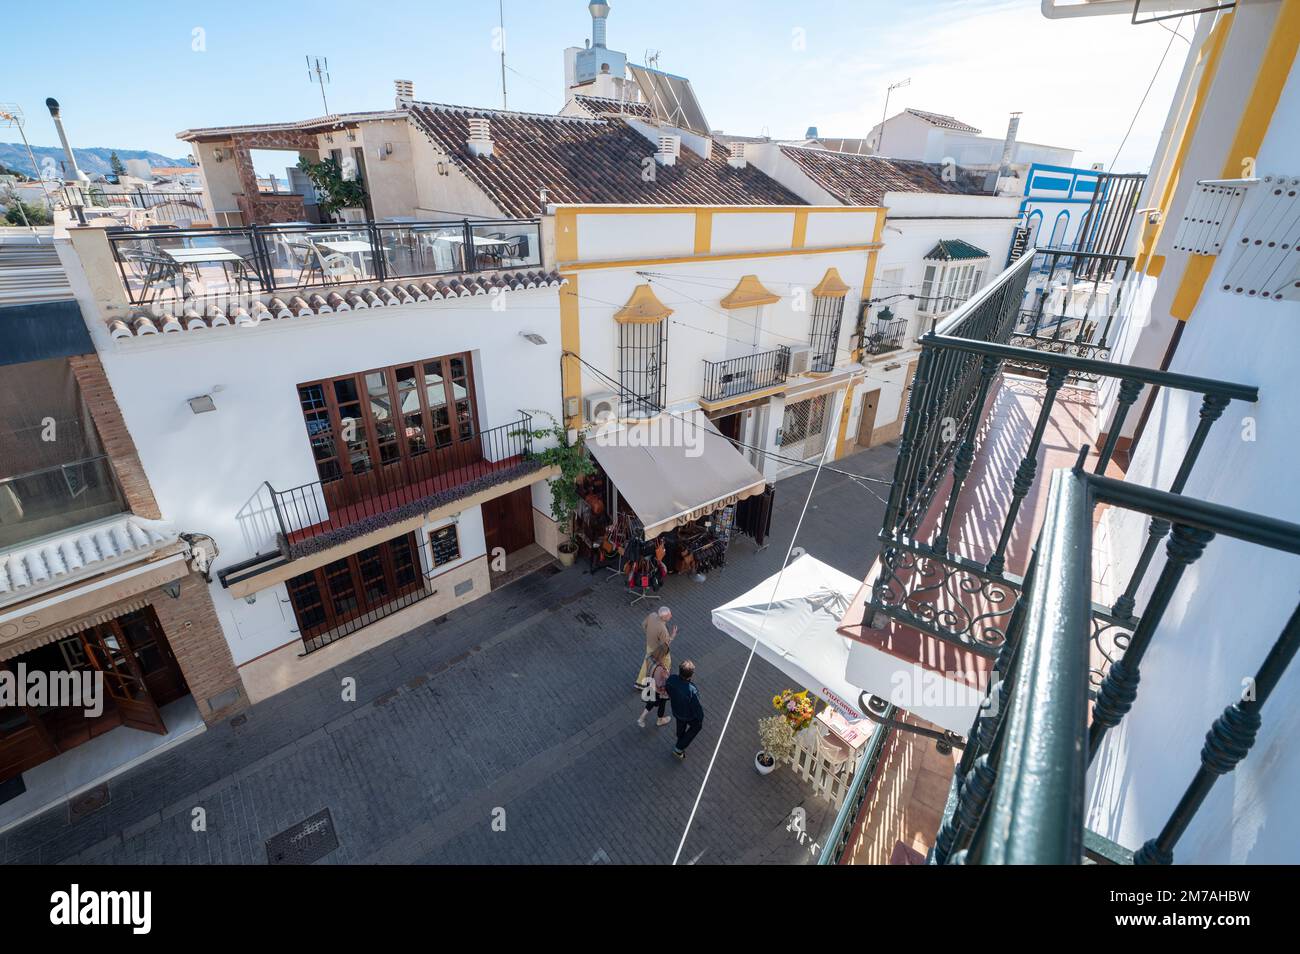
left=110, top=271, right=568, bottom=338
left=925, top=239, right=989, bottom=261
left=778, top=145, right=991, bottom=205
left=177, top=111, right=407, bottom=141
left=568, top=94, right=655, bottom=121
left=0, top=515, right=178, bottom=603
left=904, top=108, right=982, bottom=134
left=407, top=102, right=807, bottom=218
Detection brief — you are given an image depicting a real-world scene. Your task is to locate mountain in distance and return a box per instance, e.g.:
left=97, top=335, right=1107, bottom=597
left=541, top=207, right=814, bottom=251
left=0, top=143, right=191, bottom=179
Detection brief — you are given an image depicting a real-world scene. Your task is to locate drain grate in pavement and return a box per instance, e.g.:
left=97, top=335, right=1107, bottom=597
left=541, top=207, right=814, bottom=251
left=69, top=783, right=110, bottom=822
left=265, top=808, right=340, bottom=865
left=575, top=611, right=600, bottom=627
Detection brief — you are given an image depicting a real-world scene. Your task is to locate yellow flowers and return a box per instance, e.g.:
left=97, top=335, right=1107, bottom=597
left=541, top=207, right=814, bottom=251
left=772, top=688, right=815, bottom=732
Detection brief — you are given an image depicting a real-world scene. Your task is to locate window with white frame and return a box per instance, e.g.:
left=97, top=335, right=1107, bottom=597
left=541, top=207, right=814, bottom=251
left=918, top=260, right=987, bottom=316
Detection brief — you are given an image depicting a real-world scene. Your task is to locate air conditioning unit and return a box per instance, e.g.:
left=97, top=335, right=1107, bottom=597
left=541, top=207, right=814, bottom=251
left=786, top=345, right=813, bottom=376
left=584, top=391, right=619, bottom=424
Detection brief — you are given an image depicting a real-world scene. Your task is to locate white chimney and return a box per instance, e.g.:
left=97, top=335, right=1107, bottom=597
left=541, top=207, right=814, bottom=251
left=468, top=117, right=494, bottom=158
left=590, top=1, right=610, bottom=48
left=395, top=79, right=414, bottom=107
left=655, top=134, right=680, bottom=166
left=997, top=111, right=1022, bottom=179
left=727, top=141, right=748, bottom=170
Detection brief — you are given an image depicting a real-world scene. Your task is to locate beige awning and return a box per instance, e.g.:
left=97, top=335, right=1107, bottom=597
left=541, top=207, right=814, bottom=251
left=587, top=412, right=767, bottom=539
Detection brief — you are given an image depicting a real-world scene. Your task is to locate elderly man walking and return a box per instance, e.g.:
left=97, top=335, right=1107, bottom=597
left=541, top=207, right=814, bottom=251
left=635, top=606, right=677, bottom=690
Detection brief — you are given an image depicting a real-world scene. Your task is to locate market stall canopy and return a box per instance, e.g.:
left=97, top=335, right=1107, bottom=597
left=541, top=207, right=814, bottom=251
left=712, top=554, right=876, bottom=725
left=587, top=411, right=766, bottom=539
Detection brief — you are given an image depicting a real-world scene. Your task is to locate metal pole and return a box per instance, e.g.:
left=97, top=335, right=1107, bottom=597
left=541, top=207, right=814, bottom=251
left=498, top=0, right=509, bottom=110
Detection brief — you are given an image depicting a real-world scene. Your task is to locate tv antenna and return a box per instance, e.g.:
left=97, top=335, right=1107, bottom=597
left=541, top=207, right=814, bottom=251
left=306, top=55, right=331, bottom=115
left=645, top=49, right=661, bottom=70
left=0, top=104, right=53, bottom=203
left=498, top=0, right=508, bottom=110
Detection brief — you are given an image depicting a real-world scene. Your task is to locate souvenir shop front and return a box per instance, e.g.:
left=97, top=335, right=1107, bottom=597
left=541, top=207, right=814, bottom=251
left=576, top=412, right=776, bottom=598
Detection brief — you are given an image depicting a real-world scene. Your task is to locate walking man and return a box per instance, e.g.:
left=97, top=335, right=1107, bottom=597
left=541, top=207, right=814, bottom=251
left=666, top=660, right=704, bottom=761
left=635, top=606, right=676, bottom=690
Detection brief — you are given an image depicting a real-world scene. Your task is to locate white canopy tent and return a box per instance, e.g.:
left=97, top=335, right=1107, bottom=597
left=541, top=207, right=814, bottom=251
left=711, top=554, right=984, bottom=736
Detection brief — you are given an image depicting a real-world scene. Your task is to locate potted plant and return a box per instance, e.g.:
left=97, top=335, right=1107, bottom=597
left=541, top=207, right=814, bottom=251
left=515, top=411, right=594, bottom=567
left=296, top=156, right=367, bottom=222
left=773, top=688, right=816, bottom=733
left=756, top=715, right=796, bottom=775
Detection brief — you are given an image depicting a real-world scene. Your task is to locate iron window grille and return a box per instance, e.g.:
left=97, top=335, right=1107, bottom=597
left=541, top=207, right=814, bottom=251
left=618, top=319, right=668, bottom=418
left=808, top=294, right=845, bottom=373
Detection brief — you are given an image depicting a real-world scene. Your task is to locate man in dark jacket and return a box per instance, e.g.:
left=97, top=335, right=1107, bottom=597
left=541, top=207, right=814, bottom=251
left=665, top=660, right=704, bottom=761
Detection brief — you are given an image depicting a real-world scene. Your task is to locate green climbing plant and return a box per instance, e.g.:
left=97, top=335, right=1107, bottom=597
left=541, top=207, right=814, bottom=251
left=296, top=156, right=367, bottom=219
left=514, top=411, right=594, bottom=545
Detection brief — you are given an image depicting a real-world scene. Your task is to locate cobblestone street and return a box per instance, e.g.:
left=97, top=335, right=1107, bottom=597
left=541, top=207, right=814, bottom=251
left=1, top=447, right=895, bottom=866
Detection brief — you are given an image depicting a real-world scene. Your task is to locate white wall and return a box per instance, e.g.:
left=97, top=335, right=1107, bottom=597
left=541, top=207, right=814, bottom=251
left=1088, top=9, right=1300, bottom=863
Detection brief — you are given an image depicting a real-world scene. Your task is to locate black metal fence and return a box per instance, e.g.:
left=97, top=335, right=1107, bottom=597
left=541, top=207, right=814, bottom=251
left=929, top=465, right=1300, bottom=864
left=1012, top=248, right=1134, bottom=375
left=701, top=346, right=790, bottom=402
left=267, top=415, right=535, bottom=551
left=68, top=187, right=210, bottom=226
left=862, top=316, right=908, bottom=356
left=106, top=218, right=543, bottom=306
left=808, top=295, right=846, bottom=372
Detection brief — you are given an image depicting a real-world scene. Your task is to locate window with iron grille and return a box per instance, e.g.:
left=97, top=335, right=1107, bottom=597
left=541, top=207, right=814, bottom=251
left=618, top=319, right=667, bottom=418
left=777, top=393, right=830, bottom=461
left=808, top=294, right=845, bottom=372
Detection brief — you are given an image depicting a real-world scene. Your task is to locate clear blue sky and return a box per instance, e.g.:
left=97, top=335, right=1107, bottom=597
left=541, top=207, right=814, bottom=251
left=5, top=0, right=1190, bottom=170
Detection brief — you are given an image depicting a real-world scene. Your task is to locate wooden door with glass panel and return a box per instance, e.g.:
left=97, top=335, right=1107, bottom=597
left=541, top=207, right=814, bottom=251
left=78, top=619, right=167, bottom=735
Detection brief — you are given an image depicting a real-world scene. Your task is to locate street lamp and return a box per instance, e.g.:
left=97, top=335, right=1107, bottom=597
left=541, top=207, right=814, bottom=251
left=875, top=77, right=911, bottom=155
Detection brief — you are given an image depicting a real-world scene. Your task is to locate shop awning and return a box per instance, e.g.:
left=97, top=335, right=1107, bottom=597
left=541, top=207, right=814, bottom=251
left=712, top=554, right=876, bottom=725
left=712, top=554, right=984, bottom=736
left=586, top=411, right=766, bottom=539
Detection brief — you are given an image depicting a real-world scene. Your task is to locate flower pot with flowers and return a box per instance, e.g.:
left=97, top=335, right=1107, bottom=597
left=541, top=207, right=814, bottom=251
left=773, top=688, right=816, bottom=733
left=756, top=715, right=797, bottom=775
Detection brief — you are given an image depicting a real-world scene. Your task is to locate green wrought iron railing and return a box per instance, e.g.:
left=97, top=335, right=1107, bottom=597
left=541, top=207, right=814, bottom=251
left=815, top=704, right=896, bottom=866
left=929, top=460, right=1300, bottom=864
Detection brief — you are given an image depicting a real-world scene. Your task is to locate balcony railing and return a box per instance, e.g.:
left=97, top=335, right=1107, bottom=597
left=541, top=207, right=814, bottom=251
left=0, top=456, right=127, bottom=551
left=928, top=465, right=1300, bottom=864
left=701, top=346, right=790, bottom=402
left=266, top=416, right=537, bottom=557
left=66, top=186, right=210, bottom=226
left=106, top=218, right=543, bottom=307
left=866, top=249, right=1258, bottom=657
left=862, top=317, right=908, bottom=356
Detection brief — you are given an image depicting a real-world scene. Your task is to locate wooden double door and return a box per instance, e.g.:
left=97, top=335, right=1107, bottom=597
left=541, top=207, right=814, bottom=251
left=482, top=486, right=535, bottom=559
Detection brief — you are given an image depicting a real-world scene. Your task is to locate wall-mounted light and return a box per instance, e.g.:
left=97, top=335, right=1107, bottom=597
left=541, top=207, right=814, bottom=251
left=188, top=394, right=216, bottom=414
left=346, top=129, right=357, bottom=142
left=244, top=594, right=256, bottom=605
left=162, top=579, right=182, bottom=599
left=519, top=331, right=547, bottom=345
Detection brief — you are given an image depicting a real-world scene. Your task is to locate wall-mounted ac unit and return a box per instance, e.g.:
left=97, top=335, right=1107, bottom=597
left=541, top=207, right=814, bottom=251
left=584, top=391, right=619, bottom=424
left=786, top=345, right=813, bottom=376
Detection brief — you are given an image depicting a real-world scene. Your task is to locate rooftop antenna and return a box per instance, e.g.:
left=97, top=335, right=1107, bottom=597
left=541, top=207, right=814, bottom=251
left=0, top=104, right=54, bottom=203
left=306, top=55, right=331, bottom=116
left=645, top=49, right=661, bottom=70
left=498, top=0, right=508, bottom=109
left=868, top=77, right=910, bottom=155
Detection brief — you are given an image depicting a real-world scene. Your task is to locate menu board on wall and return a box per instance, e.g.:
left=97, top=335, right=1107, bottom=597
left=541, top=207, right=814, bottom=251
left=429, top=524, right=461, bottom=567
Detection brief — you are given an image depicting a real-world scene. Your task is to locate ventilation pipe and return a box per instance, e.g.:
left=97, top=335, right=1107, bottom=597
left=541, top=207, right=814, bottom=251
left=998, top=112, right=1022, bottom=180
left=590, top=1, right=610, bottom=48
left=395, top=79, right=414, bottom=107
left=45, top=97, right=88, bottom=183
left=728, top=141, right=748, bottom=169
left=467, top=117, right=494, bottom=158
left=656, top=134, right=680, bottom=166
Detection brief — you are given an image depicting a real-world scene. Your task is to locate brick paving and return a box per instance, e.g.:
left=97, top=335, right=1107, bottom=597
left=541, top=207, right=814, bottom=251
left=0, top=446, right=896, bottom=866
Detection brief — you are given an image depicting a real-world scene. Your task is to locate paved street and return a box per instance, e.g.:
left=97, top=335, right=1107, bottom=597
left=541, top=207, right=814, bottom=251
left=1, top=446, right=895, bottom=866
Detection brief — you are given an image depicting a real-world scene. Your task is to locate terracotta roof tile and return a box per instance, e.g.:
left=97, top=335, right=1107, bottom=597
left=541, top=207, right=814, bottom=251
left=778, top=145, right=991, bottom=206
left=904, top=108, right=982, bottom=134
left=407, top=102, right=806, bottom=218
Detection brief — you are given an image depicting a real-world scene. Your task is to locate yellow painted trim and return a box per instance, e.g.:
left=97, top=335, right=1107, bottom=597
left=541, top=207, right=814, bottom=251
left=1169, top=0, right=1300, bottom=319
left=1135, top=12, right=1234, bottom=273
left=834, top=380, right=857, bottom=461
left=613, top=283, right=674, bottom=324
left=560, top=275, right=582, bottom=428
left=555, top=207, right=578, bottom=264
left=855, top=212, right=888, bottom=361
left=1147, top=254, right=1167, bottom=278
left=698, top=383, right=787, bottom=413
left=811, top=266, right=851, bottom=299
left=791, top=209, right=809, bottom=249
left=694, top=210, right=713, bottom=255
left=559, top=242, right=881, bottom=272
left=720, top=274, right=781, bottom=309
left=551, top=204, right=887, bottom=216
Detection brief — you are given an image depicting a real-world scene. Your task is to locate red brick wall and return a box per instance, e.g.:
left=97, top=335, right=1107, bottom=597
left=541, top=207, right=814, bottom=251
left=150, top=574, right=247, bottom=724
left=68, top=354, right=161, bottom=520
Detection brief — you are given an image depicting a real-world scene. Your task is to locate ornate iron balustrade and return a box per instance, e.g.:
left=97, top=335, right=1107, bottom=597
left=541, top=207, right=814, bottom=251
left=106, top=217, right=543, bottom=307
left=928, top=463, right=1300, bottom=864
left=862, top=316, right=908, bottom=356
left=866, top=250, right=1258, bottom=656
left=266, top=415, right=536, bottom=558
left=701, top=346, right=790, bottom=402
left=1011, top=248, right=1135, bottom=379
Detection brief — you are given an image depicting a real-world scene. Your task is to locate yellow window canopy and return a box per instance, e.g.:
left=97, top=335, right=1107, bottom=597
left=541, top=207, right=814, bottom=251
left=613, top=283, right=674, bottom=324
left=811, top=267, right=850, bottom=299
left=720, top=274, right=780, bottom=310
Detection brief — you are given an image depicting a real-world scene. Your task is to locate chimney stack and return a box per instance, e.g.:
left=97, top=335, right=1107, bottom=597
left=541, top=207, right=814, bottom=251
left=655, top=134, right=680, bottom=166
left=395, top=79, right=414, bottom=107
left=45, top=97, right=88, bottom=183
left=727, top=141, right=748, bottom=169
left=997, top=111, right=1022, bottom=180
left=590, top=1, right=610, bottom=48
left=467, top=117, right=494, bottom=158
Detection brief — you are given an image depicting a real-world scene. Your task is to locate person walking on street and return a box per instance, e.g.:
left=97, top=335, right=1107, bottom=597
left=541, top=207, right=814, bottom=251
left=635, top=606, right=676, bottom=690
left=637, top=645, right=672, bottom=728
left=666, top=659, right=704, bottom=761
